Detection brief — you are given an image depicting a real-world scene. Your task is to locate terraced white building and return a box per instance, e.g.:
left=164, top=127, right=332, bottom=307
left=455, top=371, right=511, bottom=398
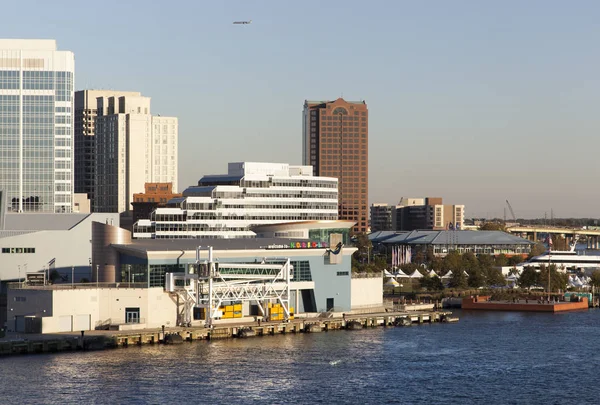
left=133, top=162, right=339, bottom=239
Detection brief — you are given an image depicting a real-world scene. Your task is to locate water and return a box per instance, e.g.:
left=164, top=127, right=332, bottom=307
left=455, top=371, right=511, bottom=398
left=2, top=310, right=600, bottom=404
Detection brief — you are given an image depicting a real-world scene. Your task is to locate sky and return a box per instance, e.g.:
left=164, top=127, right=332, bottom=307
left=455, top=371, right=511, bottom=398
left=3, top=0, right=600, bottom=219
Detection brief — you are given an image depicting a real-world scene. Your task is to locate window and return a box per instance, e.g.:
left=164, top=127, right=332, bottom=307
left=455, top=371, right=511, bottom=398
left=2, top=247, right=35, bottom=254
left=337, top=271, right=349, bottom=276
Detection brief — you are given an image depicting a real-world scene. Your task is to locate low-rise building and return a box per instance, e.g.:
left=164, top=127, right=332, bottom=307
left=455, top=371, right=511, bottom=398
left=370, top=203, right=393, bottom=232
left=370, top=230, right=533, bottom=261
left=6, top=220, right=383, bottom=333
left=131, top=182, right=181, bottom=227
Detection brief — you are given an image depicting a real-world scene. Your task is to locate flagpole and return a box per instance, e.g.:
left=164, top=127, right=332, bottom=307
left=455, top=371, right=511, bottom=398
left=548, top=235, right=552, bottom=301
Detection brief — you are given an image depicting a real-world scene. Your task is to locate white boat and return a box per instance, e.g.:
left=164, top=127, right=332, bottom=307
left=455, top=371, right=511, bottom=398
left=519, top=238, right=600, bottom=271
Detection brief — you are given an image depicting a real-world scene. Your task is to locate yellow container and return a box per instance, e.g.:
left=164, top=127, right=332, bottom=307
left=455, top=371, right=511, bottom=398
left=225, top=305, right=233, bottom=312
left=234, top=304, right=242, bottom=311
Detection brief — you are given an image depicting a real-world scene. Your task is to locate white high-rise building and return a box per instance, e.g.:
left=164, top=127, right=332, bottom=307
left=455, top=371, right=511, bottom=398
left=94, top=94, right=178, bottom=213
left=0, top=39, right=75, bottom=213
left=74, top=90, right=143, bottom=209
left=133, top=162, right=339, bottom=239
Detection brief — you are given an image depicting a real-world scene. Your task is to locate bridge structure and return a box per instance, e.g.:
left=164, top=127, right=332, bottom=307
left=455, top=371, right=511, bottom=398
left=506, top=226, right=600, bottom=249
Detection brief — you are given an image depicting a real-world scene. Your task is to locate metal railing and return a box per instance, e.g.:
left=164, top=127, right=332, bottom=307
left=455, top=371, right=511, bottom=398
left=8, top=282, right=148, bottom=290
left=352, top=271, right=383, bottom=279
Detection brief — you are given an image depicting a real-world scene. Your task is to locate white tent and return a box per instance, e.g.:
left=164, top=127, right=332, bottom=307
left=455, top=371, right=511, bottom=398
left=383, top=269, right=394, bottom=278
left=409, top=270, right=423, bottom=279
left=384, top=278, right=400, bottom=287
left=427, top=270, right=438, bottom=278
left=394, top=269, right=409, bottom=278
left=441, top=271, right=453, bottom=279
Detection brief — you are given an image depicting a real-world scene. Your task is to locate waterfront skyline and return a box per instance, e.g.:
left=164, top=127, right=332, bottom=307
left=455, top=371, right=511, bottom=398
left=3, top=0, right=600, bottom=218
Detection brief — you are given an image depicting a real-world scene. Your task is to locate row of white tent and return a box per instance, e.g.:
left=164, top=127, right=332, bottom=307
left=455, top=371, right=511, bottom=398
left=383, top=269, right=468, bottom=280
left=384, top=270, right=592, bottom=288
left=569, top=274, right=591, bottom=288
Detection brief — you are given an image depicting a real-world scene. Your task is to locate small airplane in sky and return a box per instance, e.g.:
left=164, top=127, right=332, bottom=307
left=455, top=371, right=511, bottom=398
left=233, top=20, right=252, bottom=24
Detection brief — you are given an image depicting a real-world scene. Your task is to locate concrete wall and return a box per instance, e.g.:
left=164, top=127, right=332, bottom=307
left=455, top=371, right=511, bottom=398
left=7, top=286, right=176, bottom=333
left=351, top=277, right=383, bottom=308
left=308, top=254, right=352, bottom=312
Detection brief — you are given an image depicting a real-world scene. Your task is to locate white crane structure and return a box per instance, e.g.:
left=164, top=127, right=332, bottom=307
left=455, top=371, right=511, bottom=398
left=167, top=246, right=293, bottom=328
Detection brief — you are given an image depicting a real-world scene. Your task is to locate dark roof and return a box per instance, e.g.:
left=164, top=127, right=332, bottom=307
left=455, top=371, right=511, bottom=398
left=370, top=230, right=533, bottom=246
left=112, top=237, right=314, bottom=254
left=198, top=174, right=243, bottom=185
left=182, top=186, right=215, bottom=197
left=166, top=197, right=186, bottom=204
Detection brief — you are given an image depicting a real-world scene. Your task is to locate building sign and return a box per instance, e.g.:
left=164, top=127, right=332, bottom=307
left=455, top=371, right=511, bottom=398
left=264, top=241, right=329, bottom=250
left=26, top=273, right=46, bottom=286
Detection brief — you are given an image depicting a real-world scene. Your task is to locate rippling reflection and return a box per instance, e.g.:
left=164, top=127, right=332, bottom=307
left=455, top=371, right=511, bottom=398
left=2, top=311, right=600, bottom=404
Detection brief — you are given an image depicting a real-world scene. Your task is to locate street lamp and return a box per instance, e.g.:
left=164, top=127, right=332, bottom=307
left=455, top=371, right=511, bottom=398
left=96, top=264, right=99, bottom=288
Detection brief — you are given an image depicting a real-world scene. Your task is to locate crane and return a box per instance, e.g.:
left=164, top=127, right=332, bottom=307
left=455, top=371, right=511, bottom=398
left=505, top=200, right=516, bottom=222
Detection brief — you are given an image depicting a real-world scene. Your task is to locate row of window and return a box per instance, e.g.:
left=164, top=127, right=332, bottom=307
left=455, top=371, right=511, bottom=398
left=1, top=247, right=36, bottom=254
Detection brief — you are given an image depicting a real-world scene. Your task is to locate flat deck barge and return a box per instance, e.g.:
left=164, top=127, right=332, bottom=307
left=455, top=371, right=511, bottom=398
left=462, top=296, right=589, bottom=312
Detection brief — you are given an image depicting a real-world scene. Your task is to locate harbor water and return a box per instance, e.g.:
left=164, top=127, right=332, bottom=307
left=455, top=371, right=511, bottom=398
left=1, top=309, right=600, bottom=404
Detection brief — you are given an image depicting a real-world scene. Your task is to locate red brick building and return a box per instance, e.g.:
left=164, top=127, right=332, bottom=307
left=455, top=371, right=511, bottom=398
left=303, top=98, right=369, bottom=233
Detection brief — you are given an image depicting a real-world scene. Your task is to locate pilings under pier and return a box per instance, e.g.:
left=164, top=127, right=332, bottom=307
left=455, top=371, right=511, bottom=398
left=0, top=310, right=454, bottom=356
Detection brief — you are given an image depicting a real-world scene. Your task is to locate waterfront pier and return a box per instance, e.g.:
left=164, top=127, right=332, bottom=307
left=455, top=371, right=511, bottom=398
left=0, top=309, right=453, bottom=356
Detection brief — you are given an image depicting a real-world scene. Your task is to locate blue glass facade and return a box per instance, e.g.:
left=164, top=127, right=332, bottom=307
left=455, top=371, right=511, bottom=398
left=0, top=70, right=73, bottom=212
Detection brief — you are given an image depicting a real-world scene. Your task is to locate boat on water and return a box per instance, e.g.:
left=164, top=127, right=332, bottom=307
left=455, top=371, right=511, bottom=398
left=519, top=238, right=600, bottom=272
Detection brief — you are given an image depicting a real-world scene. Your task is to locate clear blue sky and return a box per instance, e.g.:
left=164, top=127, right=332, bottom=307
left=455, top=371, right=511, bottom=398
left=4, top=0, right=600, bottom=218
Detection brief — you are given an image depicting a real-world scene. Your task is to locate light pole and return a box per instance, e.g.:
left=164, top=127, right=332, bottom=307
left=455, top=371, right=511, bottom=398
left=71, top=266, right=74, bottom=288
left=96, top=264, right=99, bottom=288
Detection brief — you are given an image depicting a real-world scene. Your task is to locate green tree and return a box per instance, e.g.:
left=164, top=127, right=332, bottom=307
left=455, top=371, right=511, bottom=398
left=449, top=270, right=468, bottom=289
left=461, top=252, right=480, bottom=273
left=485, top=268, right=506, bottom=287
left=467, top=268, right=486, bottom=288
left=508, top=255, right=524, bottom=266
left=528, top=243, right=546, bottom=259
left=518, top=266, right=539, bottom=289
left=590, top=270, right=600, bottom=289
left=352, top=233, right=372, bottom=263
left=443, top=251, right=463, bottom=272
left=479, top=222, right=507, bottom=231
left=495, top=254, right=508, bottom=267
left=421, top=275, right=444, bottom=291
left=538, top=265, right=568, bottom=292
left=477, top=254, right=495, bottom=271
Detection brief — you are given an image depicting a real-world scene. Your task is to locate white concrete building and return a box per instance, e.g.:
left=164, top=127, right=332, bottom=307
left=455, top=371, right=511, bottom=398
left=94, top=93, right=177, bottom=213
left=134, top=162, right=339, bottom=239
left=0, top=212, right=120, bottom=282
left=74, top=90, right=143, bottom=208
left=0, top=39, right=75, bottom=213
left=7, top=286, right=176, bottom=333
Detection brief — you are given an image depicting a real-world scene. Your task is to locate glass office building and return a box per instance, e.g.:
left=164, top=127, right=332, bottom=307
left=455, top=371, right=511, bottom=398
left=0, top=40, right=75, bottom=213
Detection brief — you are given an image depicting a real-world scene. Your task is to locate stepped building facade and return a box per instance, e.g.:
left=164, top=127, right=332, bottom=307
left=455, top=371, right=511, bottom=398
left=133, top=162, right=339, bottom=239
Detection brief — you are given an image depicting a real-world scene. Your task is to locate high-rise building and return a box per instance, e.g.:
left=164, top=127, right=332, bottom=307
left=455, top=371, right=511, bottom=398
left=133, top=162, right=339, bottom=239
left=0, top=39, right=74, bottom=213
left=302, top=98, right=368, bottom=233
left=94, top=93, right=178, bottom=213
left=74, top=90, right=142, bottom=208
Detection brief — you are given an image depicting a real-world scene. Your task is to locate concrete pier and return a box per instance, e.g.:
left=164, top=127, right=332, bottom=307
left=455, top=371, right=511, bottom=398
left=0, top=309, right=453, bottom=357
